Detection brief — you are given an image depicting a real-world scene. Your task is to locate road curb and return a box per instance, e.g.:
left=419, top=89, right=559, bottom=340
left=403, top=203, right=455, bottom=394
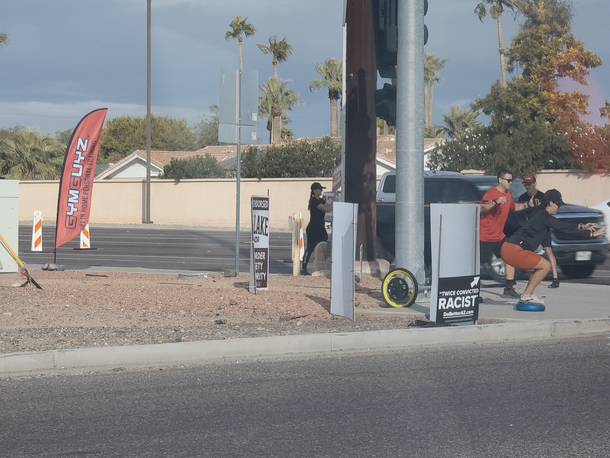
left=1, top=318, right=609, bottom=377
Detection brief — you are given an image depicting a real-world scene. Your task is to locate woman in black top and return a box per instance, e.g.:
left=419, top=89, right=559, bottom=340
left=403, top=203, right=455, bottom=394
left=501, top=189, right=606, bottom=305
left=301, top=182, right=333, bottom=275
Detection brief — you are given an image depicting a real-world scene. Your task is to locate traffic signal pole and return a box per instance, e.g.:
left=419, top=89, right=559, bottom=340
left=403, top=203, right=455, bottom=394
left=395, top=0, right=425, bottom=284
left=345, top=0, right=378, bottom=261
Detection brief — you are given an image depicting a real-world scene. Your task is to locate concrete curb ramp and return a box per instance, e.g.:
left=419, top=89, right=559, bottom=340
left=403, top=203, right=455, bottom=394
left=2, top=318, right=609, bottom=377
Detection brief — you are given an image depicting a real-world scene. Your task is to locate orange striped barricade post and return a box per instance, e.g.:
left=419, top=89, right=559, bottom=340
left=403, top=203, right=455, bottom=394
left=31, top=211, right=42, bottom=252
left=79, top=224, right=91, bottom=249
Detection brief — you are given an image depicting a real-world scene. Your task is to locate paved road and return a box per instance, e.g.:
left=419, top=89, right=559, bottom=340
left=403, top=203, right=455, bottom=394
left=18, top=224, right=294, bottom=274
left=1, top=336, right=609, bottom=457
left=17, top=223, right=610, bottom=284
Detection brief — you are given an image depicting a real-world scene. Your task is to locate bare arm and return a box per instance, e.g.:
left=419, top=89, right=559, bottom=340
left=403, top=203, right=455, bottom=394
left=513, top=201, right=528, bottom=211
left=480, top=195, right=507, bottom=213
left=544, top=246, right=558, bottom=279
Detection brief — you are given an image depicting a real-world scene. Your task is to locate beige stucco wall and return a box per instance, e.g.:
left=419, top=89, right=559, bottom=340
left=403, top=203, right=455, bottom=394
left=18, top=178, right=334, bottom=229
left=533, top=171, right=610, bottom=207
left=17, top=171, right=609, bottom=228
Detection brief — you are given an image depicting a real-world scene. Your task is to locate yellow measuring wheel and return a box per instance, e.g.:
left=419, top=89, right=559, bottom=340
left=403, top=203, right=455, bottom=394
left=382, top=267, right=418, bottom=308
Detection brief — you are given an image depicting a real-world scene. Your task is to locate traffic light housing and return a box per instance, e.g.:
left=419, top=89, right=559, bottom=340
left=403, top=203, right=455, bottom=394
left=372, top=0, right=398, bottom=79
left=374, top=83, right=397, bottom=126
left=424, top=0, right=428, bottom=45
left=372, top=0, right=429, bottom=80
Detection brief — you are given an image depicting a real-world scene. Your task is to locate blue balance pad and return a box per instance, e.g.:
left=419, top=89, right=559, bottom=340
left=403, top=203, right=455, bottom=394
left=516, top=301, right=546, bottom=312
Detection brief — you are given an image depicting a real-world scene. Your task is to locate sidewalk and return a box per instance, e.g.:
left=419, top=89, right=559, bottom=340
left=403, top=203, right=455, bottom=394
left=360, top=279, right=610, bottom=322
left=1, top=270, right=609, bottom=378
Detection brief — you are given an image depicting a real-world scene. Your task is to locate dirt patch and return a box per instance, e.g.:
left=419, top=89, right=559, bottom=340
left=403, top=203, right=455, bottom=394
left=1, top=270, right=430, bottom=354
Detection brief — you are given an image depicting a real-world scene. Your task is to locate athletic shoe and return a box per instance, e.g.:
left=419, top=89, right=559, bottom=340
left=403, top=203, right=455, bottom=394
left=300, top=269, right=310, bottom=276
left=548, top=278, right=560, bottom=288
left=502, top=286, right=520, bottom=298
left=519, top=294, right=544, bottom=305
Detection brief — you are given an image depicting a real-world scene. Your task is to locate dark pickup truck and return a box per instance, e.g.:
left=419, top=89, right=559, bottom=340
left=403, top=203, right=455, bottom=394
left=376, top=171, right=609, bottom=281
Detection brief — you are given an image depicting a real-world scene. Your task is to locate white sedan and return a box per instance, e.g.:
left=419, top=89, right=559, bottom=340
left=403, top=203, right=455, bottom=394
left=591, top=198, right=610, bottom=229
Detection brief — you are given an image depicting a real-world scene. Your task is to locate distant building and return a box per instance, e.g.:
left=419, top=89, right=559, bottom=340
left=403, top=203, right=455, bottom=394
left=376, top=135, right=445, bottom=175
left=95, top=145, right=249, bottom=180
left=95, top=136, right=445, bottom=180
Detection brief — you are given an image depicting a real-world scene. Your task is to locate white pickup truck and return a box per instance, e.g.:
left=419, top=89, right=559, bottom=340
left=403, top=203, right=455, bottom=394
left=376, top=171, right=609, bottom=281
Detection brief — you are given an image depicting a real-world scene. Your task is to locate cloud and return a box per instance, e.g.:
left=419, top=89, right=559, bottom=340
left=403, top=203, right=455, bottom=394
left=0, top=101, right=204, bottom=133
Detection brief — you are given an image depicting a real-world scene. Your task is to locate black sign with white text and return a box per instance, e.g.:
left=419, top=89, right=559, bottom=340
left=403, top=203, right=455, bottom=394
left=436, top=275, right=480, bottom=325
left=250, top=196, right=270, bottom=291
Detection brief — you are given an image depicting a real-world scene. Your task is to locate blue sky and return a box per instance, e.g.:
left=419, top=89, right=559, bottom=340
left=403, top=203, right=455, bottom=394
left=1, top=0, right=608, bottom=141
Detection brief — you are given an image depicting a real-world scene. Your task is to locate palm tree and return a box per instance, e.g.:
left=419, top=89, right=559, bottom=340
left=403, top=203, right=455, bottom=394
left=424, top=125, right=446, bottom=138
left=309, top=58, right=343, bottom=137
left=475, top=0, right=523, bottom=87
left=259, top=78, right=302, bottom=144
left=0, top=128, right=64, bottom=179
left=424, top=53, right=447, bottom=128
left=0, top=29, right=8, bottom=47
left=442, top=106, right=483, bottom=138
left=225, top=16, right=256, bottom=70
left=259, top=96, right=292, bottom=143
left=257, top=36, right=292, bottom=79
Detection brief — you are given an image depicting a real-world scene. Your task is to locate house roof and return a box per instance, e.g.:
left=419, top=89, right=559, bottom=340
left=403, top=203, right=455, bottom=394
left=95, top=146, right=253, bottom=179
left=95, top=136, right=445, bottom=179
left=376, top=135, right=445, bottom=165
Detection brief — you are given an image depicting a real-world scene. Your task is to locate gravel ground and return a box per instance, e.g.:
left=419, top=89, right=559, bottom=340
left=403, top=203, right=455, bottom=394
left=1, top=270, right=431, bottom=354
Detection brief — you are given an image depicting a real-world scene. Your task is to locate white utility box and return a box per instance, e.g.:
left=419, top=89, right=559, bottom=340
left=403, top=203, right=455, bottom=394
left=0, top=180, right=19, bottom=273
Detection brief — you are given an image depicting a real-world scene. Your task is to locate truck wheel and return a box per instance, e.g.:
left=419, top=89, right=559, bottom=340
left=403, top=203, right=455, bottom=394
left=486, top=253, right=524, bottom=283
left=487, top=253, right=507, bottom=283
left=560, top=264, right=595, bottom=279
left=382, top=268, right=418, bottom=308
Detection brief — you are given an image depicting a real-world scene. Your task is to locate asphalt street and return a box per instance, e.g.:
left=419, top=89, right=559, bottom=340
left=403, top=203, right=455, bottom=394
left=16, top=223, right=610, bottom=285
left=18, top=223, right=294, bottom=274
left=1, top=336, right=609, bottom=457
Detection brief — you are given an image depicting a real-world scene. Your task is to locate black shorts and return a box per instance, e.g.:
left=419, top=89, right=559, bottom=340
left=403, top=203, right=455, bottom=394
left=480, top=238, right=506, bottom=265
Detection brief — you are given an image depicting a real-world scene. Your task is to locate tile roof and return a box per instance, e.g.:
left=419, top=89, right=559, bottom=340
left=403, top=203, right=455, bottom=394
left=95, top=136, right=444, bottom=178
left=376, top=135, right=445, bottom=165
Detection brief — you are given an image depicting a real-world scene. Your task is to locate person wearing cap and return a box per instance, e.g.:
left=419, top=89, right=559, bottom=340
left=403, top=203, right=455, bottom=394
left=518, top=175, right=560, bottom=288
left=301, top=182, right=333, bottom=275
left=480, top=170, right=529, bottom=298
left=501, top=189, right=606, bottom=305
left=518, top=175, right=544, bottom=210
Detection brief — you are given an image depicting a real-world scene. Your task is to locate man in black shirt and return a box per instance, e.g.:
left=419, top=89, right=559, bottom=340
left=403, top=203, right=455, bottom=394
left=518, top=175, right=544, bottom=210
left=518, top=175, right=560, bottom=288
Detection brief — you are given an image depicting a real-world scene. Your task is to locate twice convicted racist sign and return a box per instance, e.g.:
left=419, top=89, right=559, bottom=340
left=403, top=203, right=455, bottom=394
left=436, top=275, right=480, bottom=325
left=250, top=196, right=270, bottom=291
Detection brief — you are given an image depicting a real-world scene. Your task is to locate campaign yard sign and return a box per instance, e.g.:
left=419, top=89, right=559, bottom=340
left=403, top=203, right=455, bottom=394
left=436, top=275, right=480, bottom=325
left=250, top=196, right=270, bottom=291
left=430, top=203, right=481, bottom=325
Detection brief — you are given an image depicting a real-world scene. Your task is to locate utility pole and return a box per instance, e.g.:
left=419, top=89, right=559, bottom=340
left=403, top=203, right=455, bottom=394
left=395, top=0, right=425, bottom=284
left=144, top=0, right=152, bottom=224
left=344, top=0, right=377, bottom=261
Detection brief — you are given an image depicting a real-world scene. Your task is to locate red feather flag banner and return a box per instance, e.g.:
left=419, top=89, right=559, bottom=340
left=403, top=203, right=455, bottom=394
left=54, top=108, right=108, bottom=252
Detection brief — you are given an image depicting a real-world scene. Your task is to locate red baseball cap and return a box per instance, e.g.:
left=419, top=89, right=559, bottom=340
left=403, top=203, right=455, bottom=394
left=523, top=175, right=535, bottom=184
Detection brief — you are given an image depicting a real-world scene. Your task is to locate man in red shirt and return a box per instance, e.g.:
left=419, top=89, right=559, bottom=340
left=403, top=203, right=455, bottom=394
left=480, top=170, right=528, bottom=298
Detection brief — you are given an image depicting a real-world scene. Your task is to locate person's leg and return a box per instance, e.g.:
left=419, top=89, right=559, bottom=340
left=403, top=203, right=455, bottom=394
left=480, top=241, right=493, bottom=269
left=505, top=263, right=516, bottom=284
left=301, top=241, right=317, bottom=274
left=523, top=258, right=551, bottom=296
left=544, top=247, right=560, bottom=288
left=502, top=263, right=519, bottom=297
left=499, top=239, right=515, bottom=284
left=498, top=241, right=519, bottom=297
